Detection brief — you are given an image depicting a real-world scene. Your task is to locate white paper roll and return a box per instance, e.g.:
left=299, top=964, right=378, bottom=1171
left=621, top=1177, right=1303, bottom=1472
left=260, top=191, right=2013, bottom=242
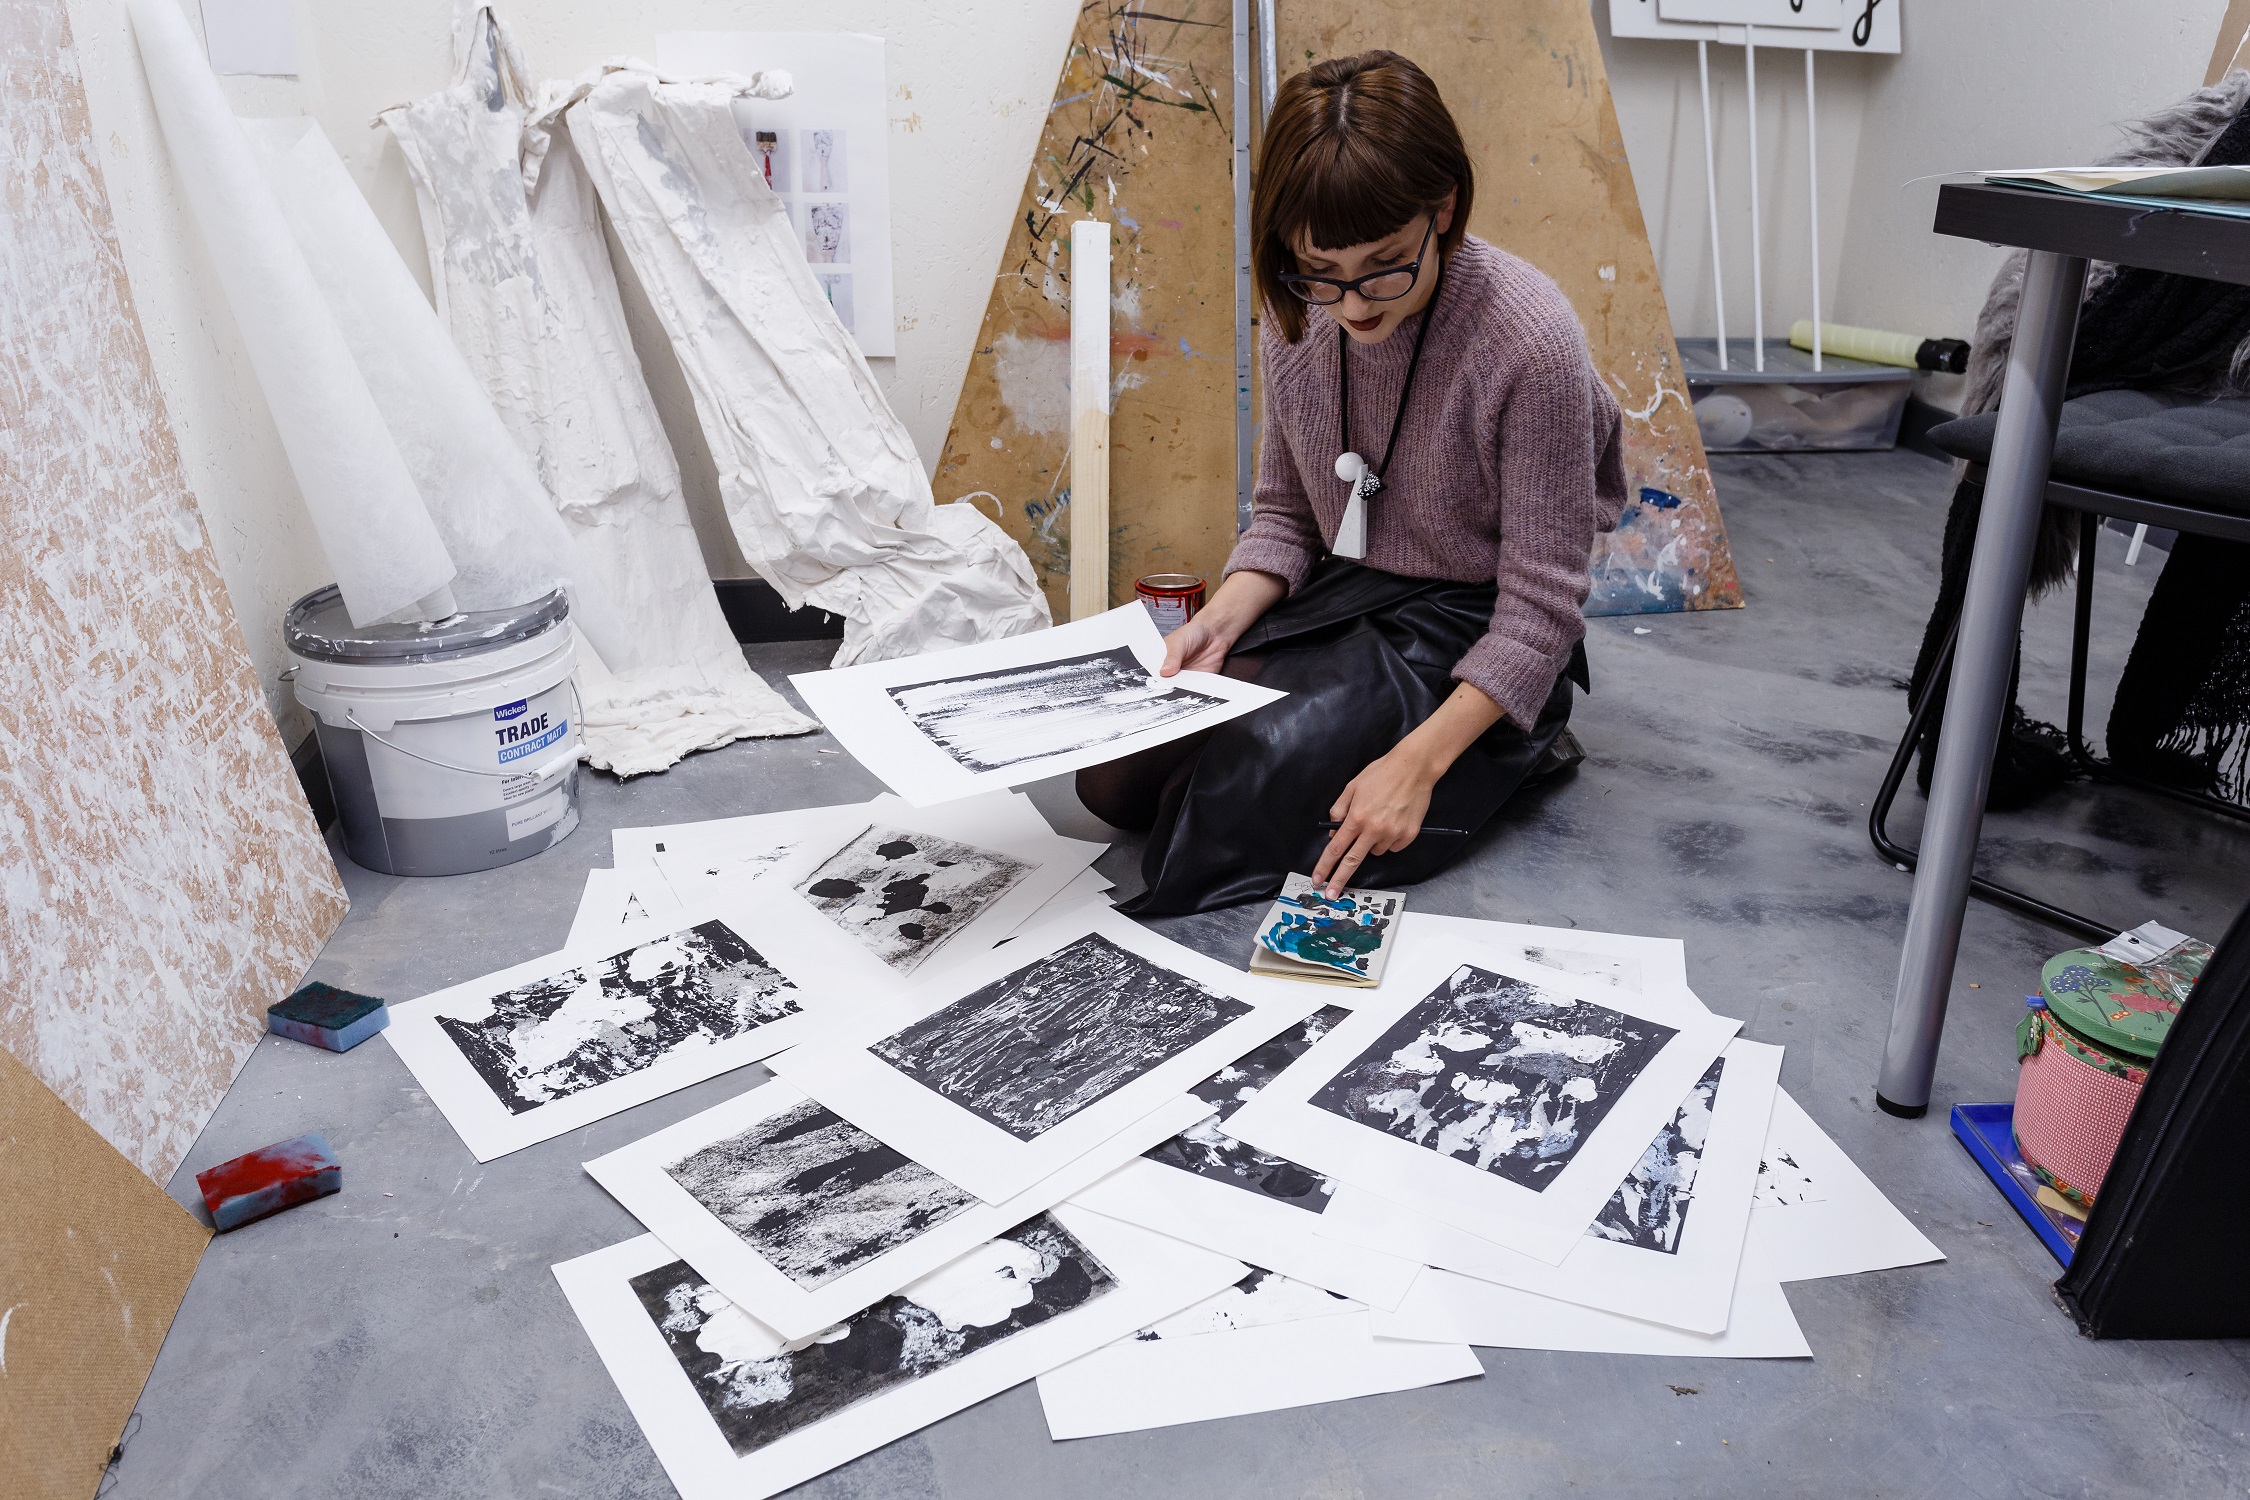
left=125, top=0, right=456, bottom=627
left=237, top=117, right=627, bottom=659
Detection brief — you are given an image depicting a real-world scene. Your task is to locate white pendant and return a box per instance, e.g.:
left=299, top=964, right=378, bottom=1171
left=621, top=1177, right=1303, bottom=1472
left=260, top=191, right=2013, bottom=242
left=1334, top=451, right=1366, bottom=484
left=1334, top=488, right=1368, bottom=559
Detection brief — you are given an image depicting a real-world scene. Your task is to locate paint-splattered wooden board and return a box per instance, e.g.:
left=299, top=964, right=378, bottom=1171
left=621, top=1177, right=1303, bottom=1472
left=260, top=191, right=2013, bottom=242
left=934, top=0, right=1240, bottom=616
left=1277, top=0, right=1742, bottom=614
left=0, top=0, right=348, bottom=1183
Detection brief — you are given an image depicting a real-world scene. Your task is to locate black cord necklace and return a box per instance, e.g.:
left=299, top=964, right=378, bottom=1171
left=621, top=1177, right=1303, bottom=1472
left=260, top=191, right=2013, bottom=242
left=1334, top=249, right=1448, bottom=531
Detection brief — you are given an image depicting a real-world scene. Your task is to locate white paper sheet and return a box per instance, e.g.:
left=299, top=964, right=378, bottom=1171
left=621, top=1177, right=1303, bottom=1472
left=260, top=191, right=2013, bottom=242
left=998, top=867, right=1114, bottom=943
left=1609, top=0, right=1901, bottom=53
left=613, top=799, right=886, bottom=873
left=1745, top=1089, right=1946, bottom=1284
left=1067, top=1005, right=1420, bottom=1309
left=567, top=867, right=689, bottom=954
left=585, top=1077, right=1208, bottom=1340
left=655, top=33, right=899, bottom=358
left=747, top=808, right=1105, bottom=986
left=1373, top=1261, right=1812, bottom=1360
left=1036, top=1274, right=1481, bottom=1439
left=385, top=901, right=857, bottom=1161
left=769, top=906, right=1320, bottom=1203
left=553, top=1205, right=1243, bottom=1500
left=1405, top=912, right=1689, bottom=998
left=1316, top=1039, right=1783, bottom=1333
left=1221, top=938, right=1740, bottom=1266
left=125, top=0, right=457, bottom=625
left=791, top=605, right=1286, bottom=806
left=199, top=0, right=296, bottom=75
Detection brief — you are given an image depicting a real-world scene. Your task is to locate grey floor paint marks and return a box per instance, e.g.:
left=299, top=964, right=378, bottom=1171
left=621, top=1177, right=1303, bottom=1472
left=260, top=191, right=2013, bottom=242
left=1144, top=1004, right=1351, bottom=1211
left=887, top=647, right=1222, bottom=773
left=664, top=1097, right=980, bottom=1291
left=796, top=824, right=1036, bottom=971
left=438, top=919, right=799, bottom=1114
left=1311, top=964, right=1677, bottom=1187
left=870, top=932, right=1251, bottom=1141
left=633, top=1213, right=1113, bottom=1457
left=123, top=461, right=2250, bottom=1499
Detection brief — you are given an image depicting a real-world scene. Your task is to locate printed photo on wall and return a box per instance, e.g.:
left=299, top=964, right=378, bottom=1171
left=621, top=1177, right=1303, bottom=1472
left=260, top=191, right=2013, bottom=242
left=752, top=128, right=789, bottom=192
left=800, top=128, right=846, bottom=192
left=805, top=201, right=849, bottom=264
left=816, top=273, right=854, bottom=332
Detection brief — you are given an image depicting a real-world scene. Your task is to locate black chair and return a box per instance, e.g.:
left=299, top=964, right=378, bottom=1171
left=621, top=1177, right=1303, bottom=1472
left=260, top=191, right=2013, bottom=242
left=1868, top=389, right=2250, bottom=941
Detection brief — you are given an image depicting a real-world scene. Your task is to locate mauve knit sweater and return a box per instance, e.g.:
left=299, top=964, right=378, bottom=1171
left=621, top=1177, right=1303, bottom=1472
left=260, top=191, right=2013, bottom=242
left=1225, top=235, right=1627, bottom=727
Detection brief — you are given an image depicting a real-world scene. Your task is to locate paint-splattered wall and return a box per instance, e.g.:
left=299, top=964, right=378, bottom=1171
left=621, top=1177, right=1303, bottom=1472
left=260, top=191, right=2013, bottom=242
left=0, top=0, right=348, bottom=1183
left=935, top=0, right=1240, bottom=617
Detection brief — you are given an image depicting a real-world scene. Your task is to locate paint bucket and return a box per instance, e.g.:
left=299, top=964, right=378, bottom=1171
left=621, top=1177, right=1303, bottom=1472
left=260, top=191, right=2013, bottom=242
left=2013, top=934, right=2207, bottom=1206
left=284, top=584, right=582, bottom=877
left=1135, top=574, right=1206, bottom=635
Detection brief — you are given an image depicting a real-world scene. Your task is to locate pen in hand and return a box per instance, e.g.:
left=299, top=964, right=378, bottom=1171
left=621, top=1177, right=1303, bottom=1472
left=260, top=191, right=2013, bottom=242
left=1317, top=820, right=1473, bottom=837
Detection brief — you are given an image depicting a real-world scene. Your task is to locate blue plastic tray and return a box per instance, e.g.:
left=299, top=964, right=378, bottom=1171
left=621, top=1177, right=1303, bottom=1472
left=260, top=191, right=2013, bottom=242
left=1950, top=1102, right=2079, bottom=1266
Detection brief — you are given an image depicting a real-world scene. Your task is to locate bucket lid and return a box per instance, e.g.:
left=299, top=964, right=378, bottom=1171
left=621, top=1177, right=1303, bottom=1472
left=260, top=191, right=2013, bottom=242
left=2039, top=936, right=2211, bottom=1061
left=283, top=584, right=568, bottom=664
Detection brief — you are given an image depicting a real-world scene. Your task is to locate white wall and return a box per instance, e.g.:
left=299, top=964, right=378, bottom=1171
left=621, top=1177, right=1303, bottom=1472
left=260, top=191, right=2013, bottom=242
left=1600, top=1, right=2235, bottom=405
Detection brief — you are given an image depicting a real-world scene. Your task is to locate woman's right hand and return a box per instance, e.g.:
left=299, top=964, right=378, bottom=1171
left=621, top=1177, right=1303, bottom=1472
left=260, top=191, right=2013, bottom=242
left=1157, top=569, right=1289, bottom=677
left=1160, top=616, right=1233, bottom=676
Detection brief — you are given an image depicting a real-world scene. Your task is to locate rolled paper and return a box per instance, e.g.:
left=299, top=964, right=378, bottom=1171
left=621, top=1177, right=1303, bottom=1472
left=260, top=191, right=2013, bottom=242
left=126, top=0, right=457, bottom=626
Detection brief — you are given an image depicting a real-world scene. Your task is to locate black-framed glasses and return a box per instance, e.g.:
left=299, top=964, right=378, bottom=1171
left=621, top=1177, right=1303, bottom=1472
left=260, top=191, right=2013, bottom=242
left=1278, top=215, right=1436, bottom=306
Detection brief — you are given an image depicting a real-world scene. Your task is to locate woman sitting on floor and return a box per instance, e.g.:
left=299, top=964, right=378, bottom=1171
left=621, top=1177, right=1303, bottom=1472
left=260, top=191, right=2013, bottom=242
left=1082, top=49, right=1625, bottom=915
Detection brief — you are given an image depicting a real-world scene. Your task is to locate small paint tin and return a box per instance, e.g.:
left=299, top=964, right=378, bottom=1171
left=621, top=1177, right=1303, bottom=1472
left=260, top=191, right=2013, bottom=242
left=1135, top=574, right=1206, bottom=635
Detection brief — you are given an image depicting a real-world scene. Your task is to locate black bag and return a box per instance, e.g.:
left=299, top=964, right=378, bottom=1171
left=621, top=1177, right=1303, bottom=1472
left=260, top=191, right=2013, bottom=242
left=2056, top=896, right=2250, bottom=1338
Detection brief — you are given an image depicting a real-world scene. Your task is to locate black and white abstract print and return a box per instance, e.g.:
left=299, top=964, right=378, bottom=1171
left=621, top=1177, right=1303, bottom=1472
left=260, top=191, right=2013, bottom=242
left=1587, top=1056, right=1725, bottom=1254
left=871, top=932, right=1253, bottom=1141
left=1755, top=1147, right=1823, bottom=1208
left=796, top=824, right=1035, bottom=972
left=887, top=647, right=1224, bottom=774
left=665, top=1098, right=979, bottom=1290
left=1145, top=1006, right=1350, bottom=1212
left=438, top=921, right=798, bottom=1115
left=1310, top=965, right=1677, bottom=1189
left=632, top=1212, right=1114, bottom=1457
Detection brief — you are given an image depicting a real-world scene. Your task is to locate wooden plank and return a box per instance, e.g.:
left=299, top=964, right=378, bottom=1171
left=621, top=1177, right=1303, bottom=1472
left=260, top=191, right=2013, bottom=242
left=935, top=0, right=1240, bottom=615
left=0, top=1047, right=210, bottom=1500
left=0, top=0, right=349, bottom=1183
left=2208, top=0, right=2250, bottom=86
left=1276, top=0, right=1743, bottom=614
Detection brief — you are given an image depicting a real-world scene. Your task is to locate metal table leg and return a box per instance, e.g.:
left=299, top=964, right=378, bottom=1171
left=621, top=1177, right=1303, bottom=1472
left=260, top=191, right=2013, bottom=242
left=1876, top=249, right=2088, bottom=1118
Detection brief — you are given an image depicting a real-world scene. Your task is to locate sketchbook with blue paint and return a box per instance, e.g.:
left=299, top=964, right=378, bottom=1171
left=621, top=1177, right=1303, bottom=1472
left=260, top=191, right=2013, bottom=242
left=1249, top=875, right=1404, bottom=988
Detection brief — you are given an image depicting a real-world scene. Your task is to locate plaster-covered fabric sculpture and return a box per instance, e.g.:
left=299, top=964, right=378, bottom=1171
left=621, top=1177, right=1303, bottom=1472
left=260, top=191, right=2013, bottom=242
left=382, top=12, right=815, bottom=775
left=557, top=60, right=1051, bottom=666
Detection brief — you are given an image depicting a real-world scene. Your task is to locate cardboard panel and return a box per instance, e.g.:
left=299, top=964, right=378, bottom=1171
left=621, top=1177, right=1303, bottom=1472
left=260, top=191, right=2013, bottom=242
left=0, top=1047, right=210, bottom=1500
left=1278, top=0, right=1743, bottom=614
left=933, top=0, right=1240, bottom=615
left=0, top=0, right=350, bottom=1183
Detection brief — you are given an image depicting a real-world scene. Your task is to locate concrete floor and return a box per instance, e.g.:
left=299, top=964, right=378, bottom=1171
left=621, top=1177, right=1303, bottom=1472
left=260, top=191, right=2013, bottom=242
left=118, top=448, right=2250, bottom=1499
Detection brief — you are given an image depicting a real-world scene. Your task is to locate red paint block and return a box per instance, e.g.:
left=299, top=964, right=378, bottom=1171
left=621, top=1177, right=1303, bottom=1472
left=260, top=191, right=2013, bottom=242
left=196, top=1133, right=340, bottom=1232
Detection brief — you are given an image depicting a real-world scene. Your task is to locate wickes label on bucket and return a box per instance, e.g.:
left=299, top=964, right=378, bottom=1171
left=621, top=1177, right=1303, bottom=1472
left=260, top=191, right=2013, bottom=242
left=493, top=699, right=529, bottom=722
left=494, top=707, right=567, bottom=764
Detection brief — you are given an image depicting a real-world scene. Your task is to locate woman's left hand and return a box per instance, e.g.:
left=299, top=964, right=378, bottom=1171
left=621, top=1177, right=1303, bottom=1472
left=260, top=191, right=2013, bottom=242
left=1313, top=749, right=1438, bottom=896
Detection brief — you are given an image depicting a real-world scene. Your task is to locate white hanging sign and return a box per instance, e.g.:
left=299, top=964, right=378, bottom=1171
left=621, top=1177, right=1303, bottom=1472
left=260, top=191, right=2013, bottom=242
left=1610, top=0, right=1901, bottom=54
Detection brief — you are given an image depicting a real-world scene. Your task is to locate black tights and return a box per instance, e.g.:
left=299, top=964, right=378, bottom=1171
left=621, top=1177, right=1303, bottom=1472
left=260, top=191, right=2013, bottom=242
left=1074, top=731, right=1212, bottom=832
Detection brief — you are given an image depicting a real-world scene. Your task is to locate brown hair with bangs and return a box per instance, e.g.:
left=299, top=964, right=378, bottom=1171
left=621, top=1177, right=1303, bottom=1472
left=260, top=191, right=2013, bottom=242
left=1253, top=51, right=1474, bottom=343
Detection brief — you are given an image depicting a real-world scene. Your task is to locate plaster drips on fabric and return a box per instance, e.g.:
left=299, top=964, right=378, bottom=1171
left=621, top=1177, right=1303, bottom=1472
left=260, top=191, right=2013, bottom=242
left=382, top=12, right=815, bottom=775
left=560, top=60, right=1051, bottom=665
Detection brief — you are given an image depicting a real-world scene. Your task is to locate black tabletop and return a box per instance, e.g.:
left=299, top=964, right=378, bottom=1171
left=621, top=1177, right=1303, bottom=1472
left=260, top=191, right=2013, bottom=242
left=1935, top=181, right=2250, bottom=287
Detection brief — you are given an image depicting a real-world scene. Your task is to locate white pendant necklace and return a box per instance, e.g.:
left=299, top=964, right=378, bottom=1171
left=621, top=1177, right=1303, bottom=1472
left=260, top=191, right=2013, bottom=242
left=1331, top=258, right=1443, bottom=563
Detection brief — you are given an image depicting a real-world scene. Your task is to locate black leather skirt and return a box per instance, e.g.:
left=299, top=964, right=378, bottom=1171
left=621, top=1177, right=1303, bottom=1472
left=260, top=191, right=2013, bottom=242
left=1115, top=557, right=1583, bottom=916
